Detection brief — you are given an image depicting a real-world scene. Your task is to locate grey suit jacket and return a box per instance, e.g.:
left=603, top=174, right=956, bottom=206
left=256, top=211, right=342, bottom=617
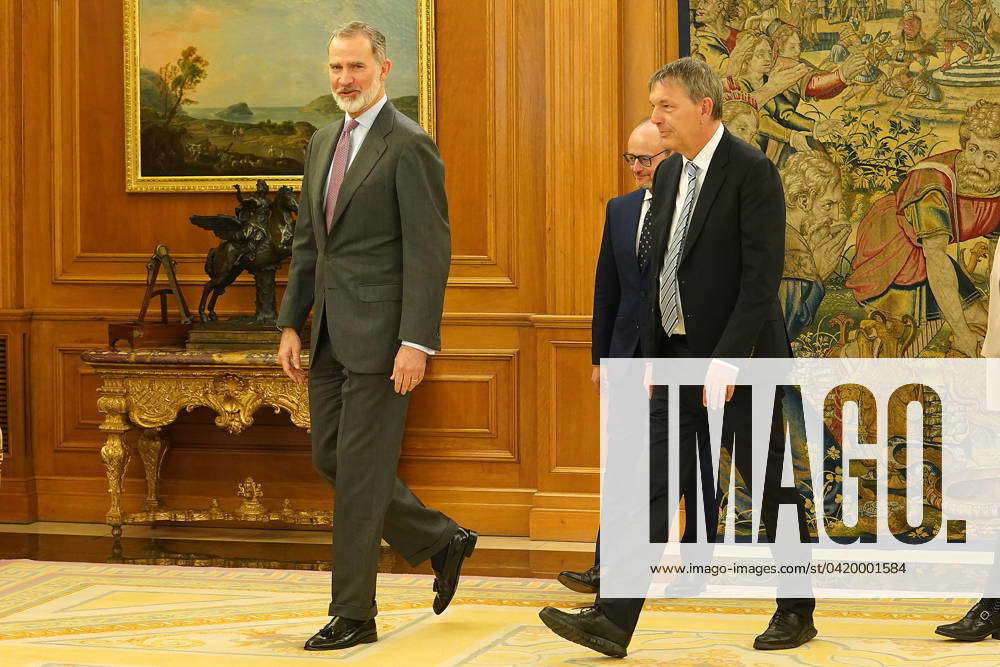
left=277, top=101, right=451, bottom=374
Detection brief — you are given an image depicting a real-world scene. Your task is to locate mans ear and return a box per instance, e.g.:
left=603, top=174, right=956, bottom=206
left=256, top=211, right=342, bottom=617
left=380, top=58, right=393, bottom=81
left=703, top=98, right=714, bottom=121
left=797, top=194, right=812, bottom=212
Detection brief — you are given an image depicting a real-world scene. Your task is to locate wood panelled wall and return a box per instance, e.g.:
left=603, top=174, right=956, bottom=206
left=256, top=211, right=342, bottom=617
left=0, top=0, right=678, bottom=540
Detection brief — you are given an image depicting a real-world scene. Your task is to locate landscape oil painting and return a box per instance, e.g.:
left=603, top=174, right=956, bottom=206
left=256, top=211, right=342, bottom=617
left=124, top=0, right=435, bottom=192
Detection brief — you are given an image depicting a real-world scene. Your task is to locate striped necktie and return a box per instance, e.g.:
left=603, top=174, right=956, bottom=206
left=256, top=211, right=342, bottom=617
left=659, top=161, right=700, bottom=336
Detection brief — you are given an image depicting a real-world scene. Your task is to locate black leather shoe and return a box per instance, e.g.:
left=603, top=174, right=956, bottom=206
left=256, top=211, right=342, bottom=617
left=303, top=616, right=377, bottom=651
left=753, top=609, right=817, bottom=650
left=557, top=565, right=600, bottom=594
left=935, top=599, right=1000, bottom=641
left=432, top=526, right=478, bottom=614
left=538, top=605, right=629, bottom=658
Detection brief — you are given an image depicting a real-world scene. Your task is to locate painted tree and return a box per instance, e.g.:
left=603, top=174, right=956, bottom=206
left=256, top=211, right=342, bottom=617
left=157, top=46, right=209, bottom=127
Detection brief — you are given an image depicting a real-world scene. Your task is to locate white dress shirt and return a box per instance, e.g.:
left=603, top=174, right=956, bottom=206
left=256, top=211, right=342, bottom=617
left=635, top=190, right=653, bottom=254
left=322, top=93, right=435, bottom=356
left=665, top=122, right=725, bottom=335
left=322, top=93, right=389, bottom=197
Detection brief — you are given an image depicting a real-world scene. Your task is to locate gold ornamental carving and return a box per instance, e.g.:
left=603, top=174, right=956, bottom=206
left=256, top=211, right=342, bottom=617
left=122, top=371, right=309, bottom=434
left=122, top=477, right=332, bottom=526
left=83, top=350, right=317, bottom=535
left=236, top=477, right=266, bottom=521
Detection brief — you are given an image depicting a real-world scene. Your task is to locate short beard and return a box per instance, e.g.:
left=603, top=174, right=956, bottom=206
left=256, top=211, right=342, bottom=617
left=957, top=157, right=1000, bottom=195
left=333, top=83, right=381, bottom=115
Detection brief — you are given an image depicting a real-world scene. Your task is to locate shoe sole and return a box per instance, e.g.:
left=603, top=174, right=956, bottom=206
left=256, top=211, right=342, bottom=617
left=557, top=574, right=597, bottom=595
left=934, top=628, right=1000, bottom=641
left=538, top=609, right=627, bottom=658
left=433, top=531, right=477, bottom=615
left=753, top=627, right=818, bottom=650
left=303, top=630, right=377, bottom=651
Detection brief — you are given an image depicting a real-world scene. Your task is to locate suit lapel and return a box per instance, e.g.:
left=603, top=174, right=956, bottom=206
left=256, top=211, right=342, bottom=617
left=680, top=129, right=731, bottom=265
left=310, top=118, right=343, bottom=245
left=326, top=102, right=395, bottom=237
left=621, top=189, right=644, bottom=275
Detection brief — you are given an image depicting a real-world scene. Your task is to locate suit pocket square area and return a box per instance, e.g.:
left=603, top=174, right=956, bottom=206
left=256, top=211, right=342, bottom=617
left=358, top=283, right=403, bottom=302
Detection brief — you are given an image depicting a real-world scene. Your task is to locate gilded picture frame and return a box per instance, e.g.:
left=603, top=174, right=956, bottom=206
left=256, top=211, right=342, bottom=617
left=123, top=0, right=436, bottom=193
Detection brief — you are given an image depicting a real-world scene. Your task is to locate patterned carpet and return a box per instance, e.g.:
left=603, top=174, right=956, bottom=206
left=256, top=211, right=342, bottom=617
left=1, top=560, right=999, bottom=666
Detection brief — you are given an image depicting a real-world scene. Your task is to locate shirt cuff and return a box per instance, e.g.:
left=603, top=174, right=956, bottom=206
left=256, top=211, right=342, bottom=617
left=402, top=341, right=436, bottom=355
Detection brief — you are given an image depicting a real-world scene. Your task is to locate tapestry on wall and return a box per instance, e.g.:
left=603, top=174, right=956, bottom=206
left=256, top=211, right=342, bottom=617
left=686, top=0, right=1000, bottom=361
left=684, top=0, right=1000, bottom=542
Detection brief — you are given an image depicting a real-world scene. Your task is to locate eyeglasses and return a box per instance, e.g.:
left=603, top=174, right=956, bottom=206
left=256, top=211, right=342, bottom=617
left=622, top=149, right=669, bottom=167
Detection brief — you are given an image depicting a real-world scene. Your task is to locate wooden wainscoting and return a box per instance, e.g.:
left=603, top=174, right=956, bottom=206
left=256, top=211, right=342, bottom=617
left=0, top=0, right=679, bottom=540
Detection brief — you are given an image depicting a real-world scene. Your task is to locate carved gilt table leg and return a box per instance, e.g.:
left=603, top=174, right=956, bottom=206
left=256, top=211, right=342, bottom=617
left=98, top=377, right=132, bottom=538
left=137, top=427, right=168, bottom=513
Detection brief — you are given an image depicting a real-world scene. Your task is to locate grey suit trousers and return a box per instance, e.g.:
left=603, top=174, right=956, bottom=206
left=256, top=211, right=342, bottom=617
left=310, top=317, right=457, bottom=620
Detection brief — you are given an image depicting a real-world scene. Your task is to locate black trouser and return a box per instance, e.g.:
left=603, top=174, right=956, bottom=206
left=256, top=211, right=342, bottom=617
left=592, top=342, right=643, bottom=569
left=310, top=316, right=458, bottom=619
left=980, top=539, right=1000, bottom=606
left=597, top=333, right=815, bottom=636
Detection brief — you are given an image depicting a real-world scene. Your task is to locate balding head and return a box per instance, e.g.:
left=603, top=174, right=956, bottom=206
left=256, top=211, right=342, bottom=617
left=625, top=120, right=670, bottom=191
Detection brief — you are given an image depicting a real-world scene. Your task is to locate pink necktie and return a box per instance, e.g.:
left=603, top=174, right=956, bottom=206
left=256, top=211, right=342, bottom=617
left=324, top=117, right=360, bottom=232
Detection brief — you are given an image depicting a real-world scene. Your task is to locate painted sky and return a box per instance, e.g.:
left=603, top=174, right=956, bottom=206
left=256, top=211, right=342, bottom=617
left=139, top=0, right=419, bottom=107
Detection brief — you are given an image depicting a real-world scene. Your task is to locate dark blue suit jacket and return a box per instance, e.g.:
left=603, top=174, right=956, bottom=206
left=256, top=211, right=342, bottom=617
left=592, top=188, right=649, bottom=364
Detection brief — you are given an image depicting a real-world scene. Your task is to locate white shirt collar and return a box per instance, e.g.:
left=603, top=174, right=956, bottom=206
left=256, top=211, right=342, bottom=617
left=643, top=189, right=653, bottom=201
left=684, top=122, right=725, bottom=174
left=350, top=93, right=389, bottom=129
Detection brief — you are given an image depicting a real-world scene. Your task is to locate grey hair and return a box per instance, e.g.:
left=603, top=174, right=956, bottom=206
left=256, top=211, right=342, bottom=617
left=328, top=21, right=388, bottom=64
left=648, top=57, right=724, bottom=121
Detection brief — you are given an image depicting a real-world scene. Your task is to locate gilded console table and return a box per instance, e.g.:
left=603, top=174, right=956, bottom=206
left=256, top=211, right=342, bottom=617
left=81, top=348, right=321, bottom=537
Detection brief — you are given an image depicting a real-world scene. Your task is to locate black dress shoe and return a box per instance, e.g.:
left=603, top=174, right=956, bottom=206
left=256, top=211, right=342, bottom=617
left=538, top=605, right=629, bottom=658
left=303, top=616, right=377, bottom=651
left=753, top=609, right=817, bottom=650
left=935, top=598, right=1000, bottom=641
left=557, top=565, right=600, bottom=594
left=432, top=526, right=478, bottom=614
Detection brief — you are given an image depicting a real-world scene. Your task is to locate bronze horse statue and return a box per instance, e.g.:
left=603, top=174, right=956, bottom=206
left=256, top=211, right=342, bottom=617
left=190, top=180, right=298, bottom=325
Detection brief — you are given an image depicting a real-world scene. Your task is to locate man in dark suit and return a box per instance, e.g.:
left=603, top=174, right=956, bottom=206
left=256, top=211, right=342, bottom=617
left=935, top=269, right=1000, bottom=642
left=539, top=57, right=816, bottom=658
left=558, top=121, right=669, bottom=595
left=276, top=21, right=476, bottom=651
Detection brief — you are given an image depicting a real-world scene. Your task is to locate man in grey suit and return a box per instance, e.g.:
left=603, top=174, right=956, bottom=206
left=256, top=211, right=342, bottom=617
left=276, top=21, right=477, bottom=651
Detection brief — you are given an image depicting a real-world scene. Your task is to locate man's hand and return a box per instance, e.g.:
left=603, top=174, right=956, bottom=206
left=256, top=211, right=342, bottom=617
left=752, top=63, right=810, bottom=105
left=278, top=328, right=306, bottom=384
left=391, top=345, right=428, bottom=394
left=809, top=223, right=852, bottom=280
left=838, top=52, right=868, bottom=82
left=789, top=131, right=811, bottom=152
left=703, top=359, right=739, bottom=410
left=591, top=365, right=601, bottom=394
